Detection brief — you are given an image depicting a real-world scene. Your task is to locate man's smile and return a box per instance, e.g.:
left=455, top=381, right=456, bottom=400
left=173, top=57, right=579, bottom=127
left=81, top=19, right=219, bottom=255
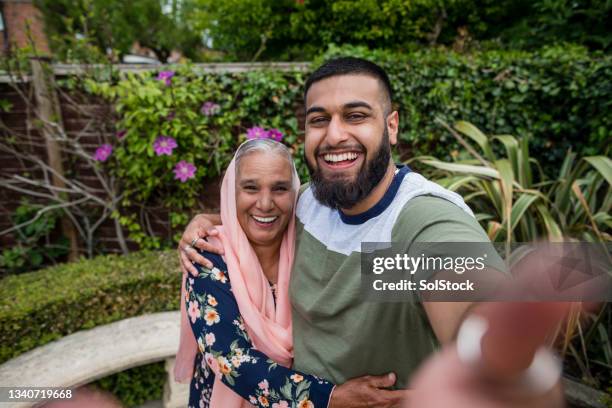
left=318, top=150, right=363, bottom=170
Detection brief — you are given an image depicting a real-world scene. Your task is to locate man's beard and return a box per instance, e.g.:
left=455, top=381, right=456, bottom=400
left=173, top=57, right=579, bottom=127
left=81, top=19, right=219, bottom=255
left=307, top=128, right=391, bottom=210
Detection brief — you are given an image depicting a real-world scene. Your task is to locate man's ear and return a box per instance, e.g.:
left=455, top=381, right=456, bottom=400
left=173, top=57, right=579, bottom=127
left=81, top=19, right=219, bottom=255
left=387, top=111, right=399, bottom=145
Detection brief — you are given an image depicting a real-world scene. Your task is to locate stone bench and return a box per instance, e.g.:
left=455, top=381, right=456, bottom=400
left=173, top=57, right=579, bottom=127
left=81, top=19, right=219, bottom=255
left=0, top=312, right=188, bottom=408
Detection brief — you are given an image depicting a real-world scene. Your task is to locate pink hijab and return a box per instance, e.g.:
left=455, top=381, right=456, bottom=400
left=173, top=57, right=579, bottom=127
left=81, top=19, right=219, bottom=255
left=174, top=140, right=300, bottom=408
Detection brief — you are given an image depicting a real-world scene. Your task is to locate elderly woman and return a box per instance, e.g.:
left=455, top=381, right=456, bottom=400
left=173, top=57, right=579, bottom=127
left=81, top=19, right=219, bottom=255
left=175, top=139, right=399, bottom=408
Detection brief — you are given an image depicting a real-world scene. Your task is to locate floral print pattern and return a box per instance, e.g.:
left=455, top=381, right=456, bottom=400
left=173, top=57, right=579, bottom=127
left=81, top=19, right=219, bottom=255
left=186, top=251, right=334, bottom=408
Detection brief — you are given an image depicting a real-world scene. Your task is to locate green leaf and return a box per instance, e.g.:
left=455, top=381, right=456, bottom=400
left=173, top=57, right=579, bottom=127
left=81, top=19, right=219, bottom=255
left=454, top=121, right=495, bottom=160
left=420, top=160, right=500, bottom=179
left=584, top=156, right=612, bottom=186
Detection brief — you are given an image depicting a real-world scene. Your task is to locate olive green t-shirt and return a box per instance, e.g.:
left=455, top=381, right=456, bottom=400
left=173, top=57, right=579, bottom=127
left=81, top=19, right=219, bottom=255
left=289, top=168, right=505, bottom=388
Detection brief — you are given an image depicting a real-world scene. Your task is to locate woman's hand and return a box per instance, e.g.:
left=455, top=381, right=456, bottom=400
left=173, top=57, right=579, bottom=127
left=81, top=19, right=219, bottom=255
left=329, top=373, right=410, bottom=408
left=178, top=213, right=223, bottom=276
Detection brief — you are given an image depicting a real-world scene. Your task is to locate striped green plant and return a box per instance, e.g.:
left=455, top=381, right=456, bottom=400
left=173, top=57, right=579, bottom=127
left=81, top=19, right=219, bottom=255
left=414, top=119, right=611, bottom=246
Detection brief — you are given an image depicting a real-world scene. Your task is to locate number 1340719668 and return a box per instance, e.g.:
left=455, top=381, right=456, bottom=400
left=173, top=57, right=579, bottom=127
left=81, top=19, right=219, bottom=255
left=1, top=387, right=73, bottom=402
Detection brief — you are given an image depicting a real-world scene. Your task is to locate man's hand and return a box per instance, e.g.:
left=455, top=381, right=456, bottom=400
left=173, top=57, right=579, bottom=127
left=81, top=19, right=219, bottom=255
left=329, top=373, right=411, bottom=408
left=407, top=302, right=570, bottom=408
left=178, top=213, right=222, bottom=276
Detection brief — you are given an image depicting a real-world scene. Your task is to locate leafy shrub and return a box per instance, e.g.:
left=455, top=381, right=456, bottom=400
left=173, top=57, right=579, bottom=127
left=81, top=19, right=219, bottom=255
left=0, top=201, right=68, bottom=277
left=414, top=120, right=611, bottom=243
left=0, top=250, right=180, bottom=363
left=0, top=251, right=180, bottom=405
left=191, top=0, right=611, bottom=61
left=94, top=362, right=166, bottom=407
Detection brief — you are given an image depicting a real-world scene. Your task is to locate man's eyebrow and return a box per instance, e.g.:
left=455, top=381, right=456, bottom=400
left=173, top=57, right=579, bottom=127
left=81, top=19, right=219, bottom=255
left=305, top=106, right=326, bottom=116
left=306, top=101, right=373, bottom=116
left=344, top=101, right=373, bottom=110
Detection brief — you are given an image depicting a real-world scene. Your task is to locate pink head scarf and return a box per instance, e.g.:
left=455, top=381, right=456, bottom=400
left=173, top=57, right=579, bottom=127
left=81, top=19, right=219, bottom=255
left=174, top=140, right=300, bottom=408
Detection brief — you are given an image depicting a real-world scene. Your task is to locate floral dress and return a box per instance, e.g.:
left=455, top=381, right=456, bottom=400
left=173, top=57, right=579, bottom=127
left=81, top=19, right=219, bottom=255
left=186, top=251, right=335, bottom=408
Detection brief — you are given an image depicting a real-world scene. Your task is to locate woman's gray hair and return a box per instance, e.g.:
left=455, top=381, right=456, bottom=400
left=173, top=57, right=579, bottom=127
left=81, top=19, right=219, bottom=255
left=235, top=139, right=298, bottom=184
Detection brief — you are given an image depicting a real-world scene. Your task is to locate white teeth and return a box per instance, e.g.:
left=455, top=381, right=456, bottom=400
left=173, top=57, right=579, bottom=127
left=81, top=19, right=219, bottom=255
left=252, top=215, right=278, bottom=223
left=323, top=152, right=358, bottom=163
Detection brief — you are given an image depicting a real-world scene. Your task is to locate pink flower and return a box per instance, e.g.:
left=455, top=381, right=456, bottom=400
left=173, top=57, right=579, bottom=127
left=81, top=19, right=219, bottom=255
left=157, top=70, right=175, bottom=86
left=188, top=300, right=201, bottom=323
left=116, top=130, right=127, bottom=139
left=267, top=128, right=283, bottom=141
left=205, top=332, right=216, bottom=346
left=174, top=160, right=197, bottom=182
left=153, top=135, right=177, bottom=156
left=200, top=101, right=220, bottom=116
left=93, top=144, right=113, bottom=162
left=246, top=126, right=267, bottom=140
left=258, top=379, right=269, bottom=390
left=205, top=352, right=220, bottom=374
left=272, top=402, right=289, bottom=408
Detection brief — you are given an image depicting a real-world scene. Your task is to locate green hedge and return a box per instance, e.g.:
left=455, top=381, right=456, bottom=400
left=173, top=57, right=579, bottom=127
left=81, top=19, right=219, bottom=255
left=318, top=44, right=611, bottom=169
left=0, top=250, right=180, bottom=406
left=0, top=250, right=180, bottom=362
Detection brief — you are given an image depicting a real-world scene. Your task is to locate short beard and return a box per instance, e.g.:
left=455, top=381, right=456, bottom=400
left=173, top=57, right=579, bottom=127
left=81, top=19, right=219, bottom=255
left=307, top=128, right=391, bottom=210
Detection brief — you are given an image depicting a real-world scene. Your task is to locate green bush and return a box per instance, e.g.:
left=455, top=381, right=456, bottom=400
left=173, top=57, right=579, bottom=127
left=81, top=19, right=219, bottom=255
left=189, top=0, right=611, bottom=61
left=0, top=250, right=180, bottom=363
left=0, top=201, right=69, bottom=277
left=0, top=250, right=180, bottom=406
left=93, top=361, right=166, bottom=407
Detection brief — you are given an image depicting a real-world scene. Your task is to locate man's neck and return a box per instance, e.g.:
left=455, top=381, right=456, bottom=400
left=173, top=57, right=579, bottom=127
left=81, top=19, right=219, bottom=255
left=341, top=161, right=397, bottom=216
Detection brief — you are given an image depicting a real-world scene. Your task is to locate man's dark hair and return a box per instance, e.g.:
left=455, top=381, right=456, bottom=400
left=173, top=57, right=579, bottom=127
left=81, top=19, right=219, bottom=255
left=304, top=57, right=393, bottom=113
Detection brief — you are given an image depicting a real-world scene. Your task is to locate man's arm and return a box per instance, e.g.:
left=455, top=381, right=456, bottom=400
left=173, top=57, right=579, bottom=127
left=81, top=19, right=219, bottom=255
left=397, top=196, right=507, bottom=344
left=422, top=301, right=474, bottom=345
left=178, top=213, right=222, bottom=274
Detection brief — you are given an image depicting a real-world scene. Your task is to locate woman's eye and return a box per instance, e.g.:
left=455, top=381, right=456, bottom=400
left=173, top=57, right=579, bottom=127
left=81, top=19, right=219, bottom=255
left=243, top=185, right=257, bottom=191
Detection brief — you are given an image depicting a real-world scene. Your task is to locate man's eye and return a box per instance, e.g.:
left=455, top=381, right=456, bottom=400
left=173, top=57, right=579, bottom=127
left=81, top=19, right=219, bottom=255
left=347, top=113, right=365, bottom=121
left=310, top=117, right=328, bottom=124
left=274, top=186, right=288, bottom=192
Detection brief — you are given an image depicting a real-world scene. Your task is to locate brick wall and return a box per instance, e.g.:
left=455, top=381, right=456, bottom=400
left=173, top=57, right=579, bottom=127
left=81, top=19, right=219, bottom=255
left=0, top=0, right=50, bottom=55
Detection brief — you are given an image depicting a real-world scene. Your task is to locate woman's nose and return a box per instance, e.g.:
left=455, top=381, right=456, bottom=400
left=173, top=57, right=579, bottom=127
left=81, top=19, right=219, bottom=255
left=256, top=191, right=273, bottom=211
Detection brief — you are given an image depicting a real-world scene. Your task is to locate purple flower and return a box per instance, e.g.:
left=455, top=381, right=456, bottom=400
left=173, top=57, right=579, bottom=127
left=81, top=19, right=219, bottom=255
left=246, top=126, right=268, bottom=140
left=166, top=111, right=176, bottom=121
left=267, top=128, right=283, bottom=141
left=93, top=144, right=113, bottom=162
left=200, top=101, right=220, bottom=116
left=153, top=136, right=177, bottom=156
left=116, top=130, right=127, bottom=139
left=157, top=70, right=175, bottom=86
left=174, top=160, right=197, bottom=182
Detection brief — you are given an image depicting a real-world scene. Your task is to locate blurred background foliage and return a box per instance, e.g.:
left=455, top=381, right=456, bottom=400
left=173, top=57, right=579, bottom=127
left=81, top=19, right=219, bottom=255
left=34, top=0, right=611, bottom=63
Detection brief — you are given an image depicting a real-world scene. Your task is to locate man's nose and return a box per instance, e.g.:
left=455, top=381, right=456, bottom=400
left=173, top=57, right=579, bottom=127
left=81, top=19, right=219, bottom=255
left=325, top=115, right=349, bottom=146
